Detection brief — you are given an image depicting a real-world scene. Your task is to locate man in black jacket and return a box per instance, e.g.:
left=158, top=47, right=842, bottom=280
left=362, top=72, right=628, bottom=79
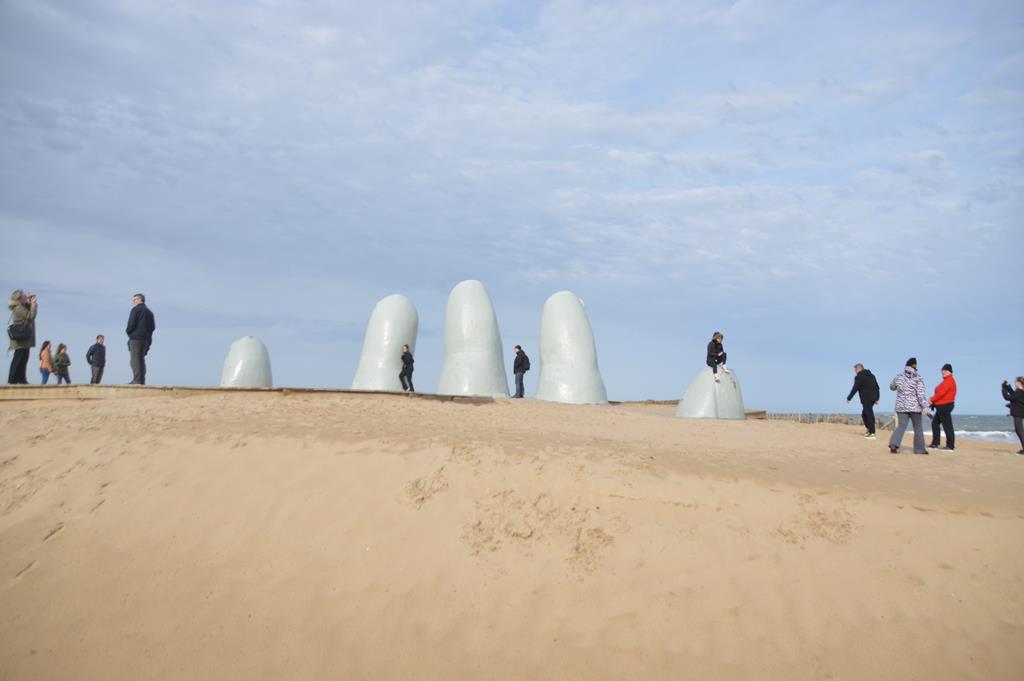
left=86, top=335, right=106, bottom=384
left=847, top=363, right=881, bottom=438
left=126, top=293, right=156, bottom=385
left=513, top=345, right=530, bottom=398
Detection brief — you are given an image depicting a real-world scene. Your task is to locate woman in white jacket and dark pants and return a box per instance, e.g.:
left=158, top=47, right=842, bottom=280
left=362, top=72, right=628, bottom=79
left=888, top=357, right=932, bottom=455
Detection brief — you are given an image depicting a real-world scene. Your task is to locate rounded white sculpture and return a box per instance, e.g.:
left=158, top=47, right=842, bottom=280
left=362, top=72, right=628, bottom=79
left=351, top=294, right=419, bottom=391
left=220, top=336, right=273, bottom=388
left=675, top=366, right=745, bottom=419
left=535, top=291, right=608, bottom=404
left=437, top=280, right=509, bottom=397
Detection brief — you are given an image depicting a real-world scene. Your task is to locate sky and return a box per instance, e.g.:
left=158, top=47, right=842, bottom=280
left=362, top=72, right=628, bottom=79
left=1, top=0, right=1021, bottom=413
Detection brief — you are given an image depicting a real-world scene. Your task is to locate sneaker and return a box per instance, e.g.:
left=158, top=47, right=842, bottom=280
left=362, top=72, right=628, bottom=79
left=864, top=434, right=876, bottom=440
left=1017, top=450, right=1024, bottom=455
left=721, top=366, right=730, bottom=373
left=941, top=447, right=954, bottom=452
left=889, top=445, right=898, bottom=454
left=714, top=375, right=720, bottom=382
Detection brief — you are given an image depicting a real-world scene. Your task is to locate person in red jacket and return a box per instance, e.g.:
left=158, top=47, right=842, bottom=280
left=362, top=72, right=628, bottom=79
left=928, top=363, right=957, bottom=451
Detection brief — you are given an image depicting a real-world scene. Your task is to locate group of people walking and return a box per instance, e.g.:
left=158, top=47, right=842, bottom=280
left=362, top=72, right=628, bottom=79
left=846, top=357, right=1024, bottom=455
left=7, top=290, right=156, bottom=386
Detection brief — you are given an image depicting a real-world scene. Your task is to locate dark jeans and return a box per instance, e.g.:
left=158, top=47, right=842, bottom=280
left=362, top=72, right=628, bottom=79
left=861, top=402, right=876, bottom=434
left=129, top=340, right=147, bottom=384
left=889, top=412, right=927, bottom=454
left=56, top=369, right=71, bottom=385
left=399, top=368, right=414, bottom=392
left=90, top=365, right=104, bottom=384
left=1014, top=416, right=1023, bottom=450
left=514, top=372, right=525, bottom=398
left=707, top=351, right=727, bottom=374
left=7, top=348, right=29, bottom=384
left=930, top=402, right=955, bottom=449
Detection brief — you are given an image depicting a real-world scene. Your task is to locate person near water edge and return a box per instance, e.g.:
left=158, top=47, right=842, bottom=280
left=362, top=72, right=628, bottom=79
left=888, top=357, right=932, bottom=455
left=847, top=363, right=881, bottom=439
left=1001, top=377, right=1024, bottom=455
left=928, top=363, right=957, bottom=451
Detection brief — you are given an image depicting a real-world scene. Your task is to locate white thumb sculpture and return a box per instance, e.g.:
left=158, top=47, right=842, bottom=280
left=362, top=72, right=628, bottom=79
left=220, top=336, right=273, bottom=388
left=437, top=280, right=509, bottom=397
left=351, top=294, right=418, bottom=391
left=535, top=291, right=608, bottom=404
left=675, top=366, right=745, bottom=419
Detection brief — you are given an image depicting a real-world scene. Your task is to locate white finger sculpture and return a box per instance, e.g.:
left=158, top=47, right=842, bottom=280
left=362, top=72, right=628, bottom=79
left=220, top=336, right=273, bottom=388
left=535, top=291, right=608, bottom=404
left=437, top=280, right=509, bottom=397
left=675, top=366, right=745, bottom=419
left=351, top=294, right=418, bottom=391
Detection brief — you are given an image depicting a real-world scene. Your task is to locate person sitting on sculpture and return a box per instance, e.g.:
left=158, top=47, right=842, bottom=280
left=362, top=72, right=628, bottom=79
left=399, top=344, right=415, bottom=392
left=706, top=331, right=729, bottom=382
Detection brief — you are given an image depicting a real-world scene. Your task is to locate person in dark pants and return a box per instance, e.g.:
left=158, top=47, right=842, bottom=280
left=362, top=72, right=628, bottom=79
left=512, top=345, right=530, bottom=398
left=706, top=331, right=728, bottom=382
left=86, top=335, right=106, bottom=384
left=399, top=344, right=414, bottom=392
left=846, top=363, right=881, bottom=438
left=1001, top=377, right=1024, bottom=455
left=125, top=293, right=156, bottom=385
left=7, top=289, right=37, bottom=385
left=928, top=363, right=957, bottom=451
left=53, top=343, right=72, bottom=385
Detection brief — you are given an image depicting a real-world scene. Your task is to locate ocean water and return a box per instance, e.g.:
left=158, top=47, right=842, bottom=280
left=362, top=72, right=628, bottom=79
left=874, top=413, right=1019, bottom=445
left=948, top=414, right=1020, bottom=445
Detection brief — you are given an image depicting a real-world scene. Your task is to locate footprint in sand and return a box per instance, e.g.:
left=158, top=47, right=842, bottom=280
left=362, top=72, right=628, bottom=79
left=14, top=561, right=36, bottom=579
left=42, top=523, right=65, bottom=542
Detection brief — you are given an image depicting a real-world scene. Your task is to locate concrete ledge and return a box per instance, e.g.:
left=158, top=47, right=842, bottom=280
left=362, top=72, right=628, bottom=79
left=0, top=384, right=495, bottom=405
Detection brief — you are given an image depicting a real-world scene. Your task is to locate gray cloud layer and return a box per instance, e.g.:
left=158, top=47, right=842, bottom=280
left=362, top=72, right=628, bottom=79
left=2, top=0, right=1021, bottom=411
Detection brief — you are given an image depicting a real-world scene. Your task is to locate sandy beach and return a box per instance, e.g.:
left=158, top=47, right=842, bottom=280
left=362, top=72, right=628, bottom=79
left=1, top=390, right=1022, bottom=680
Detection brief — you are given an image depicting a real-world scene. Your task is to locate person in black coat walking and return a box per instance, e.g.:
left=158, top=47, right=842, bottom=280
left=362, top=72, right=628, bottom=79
left=1001, top=377, right=1024, bottom=454
left=847, top=363, right=881, bottom=438
left=125, top=293, right=156, bottom=385
left=706, top=331, right=728, bottom=382
left=86, top=335, right=106, bottom=384
left=399, top=344, right=414, bottom=392
left=512, top=345, right=530, bottom=398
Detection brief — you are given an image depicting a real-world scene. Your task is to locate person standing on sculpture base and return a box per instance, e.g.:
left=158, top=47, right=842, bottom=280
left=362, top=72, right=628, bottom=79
left=86, top=335, right=106, bottom=384
left=399, top=344, right=415, bottom=392
left=706, top=331, right=728, bottom=382
left=847, top=363, right=880, bottom=439
left=126, top=293, right=156, bottom=385
left=512, top=345, right=530, bottom=398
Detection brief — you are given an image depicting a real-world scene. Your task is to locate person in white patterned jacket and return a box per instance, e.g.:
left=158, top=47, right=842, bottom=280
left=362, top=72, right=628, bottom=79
left=888, top=357, right=933, bottom=455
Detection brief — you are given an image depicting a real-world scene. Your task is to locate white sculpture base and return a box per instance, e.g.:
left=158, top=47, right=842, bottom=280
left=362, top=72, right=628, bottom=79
left=676, top=366, right=745, bottom=419
left=351, top=294, right=419, bottom=391
left=535, top=291, right=607, bottom=404
left=220, top=336, right=273, bottom=388
left=437, top=280, right=509, bottom=398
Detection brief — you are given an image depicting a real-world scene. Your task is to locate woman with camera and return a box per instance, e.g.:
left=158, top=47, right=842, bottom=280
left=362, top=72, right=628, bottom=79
left=7, top=289, right=38, bottom=384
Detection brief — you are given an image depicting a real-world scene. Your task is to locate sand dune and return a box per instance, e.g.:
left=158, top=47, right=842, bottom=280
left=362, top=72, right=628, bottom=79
left=1, top=391, right=1022, bottom=680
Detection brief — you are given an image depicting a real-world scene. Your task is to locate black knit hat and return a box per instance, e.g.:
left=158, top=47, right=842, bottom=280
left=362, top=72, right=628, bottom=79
left=906, top=357, right=917, bottom=367
left=942, top=363, right=953, bottom=373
